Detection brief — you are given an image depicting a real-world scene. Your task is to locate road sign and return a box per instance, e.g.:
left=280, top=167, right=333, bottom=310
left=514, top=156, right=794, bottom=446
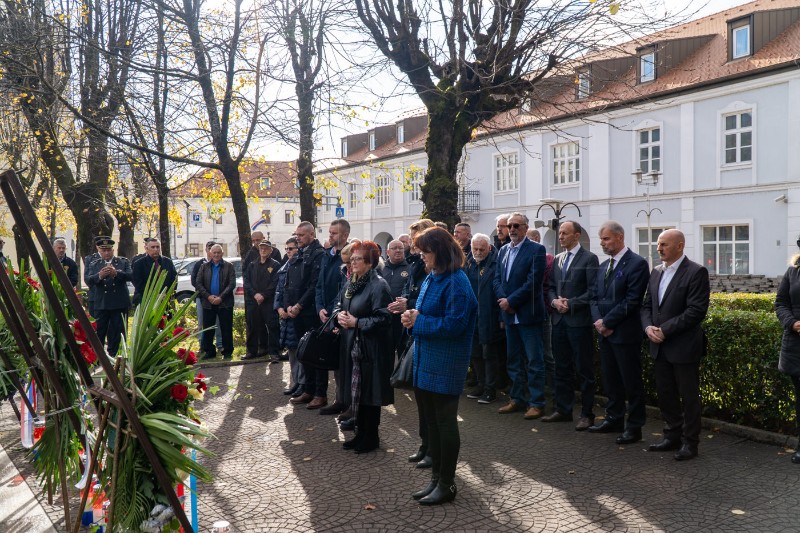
left=335, top=207, right=345, bottom=218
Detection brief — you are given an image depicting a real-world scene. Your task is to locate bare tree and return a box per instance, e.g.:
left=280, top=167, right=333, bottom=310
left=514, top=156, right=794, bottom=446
left=355, top=0, right=674, bottom=227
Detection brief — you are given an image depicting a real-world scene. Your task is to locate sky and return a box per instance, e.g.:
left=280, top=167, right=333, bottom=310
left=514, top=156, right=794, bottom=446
left=264, top=0, right=756, bottom=163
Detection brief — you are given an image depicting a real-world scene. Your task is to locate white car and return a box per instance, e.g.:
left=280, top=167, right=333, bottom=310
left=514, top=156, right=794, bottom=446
left=173, top=257, right=245, bottom=308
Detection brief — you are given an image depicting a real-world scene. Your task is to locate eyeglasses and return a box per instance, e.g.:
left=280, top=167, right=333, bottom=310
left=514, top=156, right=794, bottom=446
left=507, top=223, right=525, bottom=229
left=285, top=247, right=297, bottom=251
left=350, top=256, right=366, bottom=263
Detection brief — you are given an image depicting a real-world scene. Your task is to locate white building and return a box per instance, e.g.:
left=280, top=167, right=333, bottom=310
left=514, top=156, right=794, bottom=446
left=316, top=0, right=800, bottom=277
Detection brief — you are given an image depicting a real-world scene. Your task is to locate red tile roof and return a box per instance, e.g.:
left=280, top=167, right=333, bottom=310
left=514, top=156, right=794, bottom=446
left=173, top=160, right=299, bottom=199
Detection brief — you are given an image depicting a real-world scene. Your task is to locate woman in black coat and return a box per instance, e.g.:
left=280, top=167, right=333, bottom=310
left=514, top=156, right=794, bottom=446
left=334, top=241, right=393, bottom=454
left=775, top=242, right=800, bottom=465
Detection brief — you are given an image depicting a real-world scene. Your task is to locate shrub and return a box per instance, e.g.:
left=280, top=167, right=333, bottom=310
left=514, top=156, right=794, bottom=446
left=709, top=292, right=775, bottom=313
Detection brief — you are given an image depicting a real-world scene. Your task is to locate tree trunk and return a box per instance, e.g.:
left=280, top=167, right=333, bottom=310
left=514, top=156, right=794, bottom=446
left=296, top=77, right=316, bottom=227
left=117, top=221, right=136, bottom=260
left=12, top=225, right=31, bottom=272
left=156, top=174, right=171, bottom=257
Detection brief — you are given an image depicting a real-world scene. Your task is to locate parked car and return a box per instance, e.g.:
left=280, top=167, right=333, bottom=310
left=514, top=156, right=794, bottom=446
left=173, top=257, right=245, bottom=308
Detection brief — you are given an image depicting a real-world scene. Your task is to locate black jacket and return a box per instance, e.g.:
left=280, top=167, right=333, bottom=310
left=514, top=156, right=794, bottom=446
left=196, top=260, right=236, bottom=308
left=333, top=270, right=394, bottom=406
left=132, top=255, right=177, bottom=304
left=59, top=255, right=79, bottom=288
left=244, top=257, right=281, bottom=304
left=316, top=248, right=344, bottom=314
left=466, top=248, right=504, bottom=345
left=296, top=240, right=326, bottom=316
left=403, top=258, right=428, bottom=310
left=380, top=258, right=411, bottom=298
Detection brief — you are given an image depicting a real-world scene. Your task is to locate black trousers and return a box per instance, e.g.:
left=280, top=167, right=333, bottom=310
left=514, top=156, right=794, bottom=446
left=96, top=307, right=127, bottom=356
left=415, top=388, right=461, bottom=485
left=201, top=305, right=234, bottom=357
left=296, top=314, right=328, bottom=397
left=245, top=300, right=279, bottom=355
left=598, top=338, right=646, bottom=429
left=470, top=337, right=500, bottom=395
left=552, top=322, right=596, bottom=419
left=654, top=355, right=701, bottom=446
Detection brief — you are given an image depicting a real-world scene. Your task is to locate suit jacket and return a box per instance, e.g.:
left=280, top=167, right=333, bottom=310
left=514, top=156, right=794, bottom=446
left=493, top=238, right=547, bottom=325
left=466, top=248, right=504, bottom=345
left=641, top=258, right=710, bottom=364
left=196, top=259, right=236, bottom=308
left=132, top=255, right=177, bottom=304
left=548, top=247, right=599, bottom=327
left=84, top=256, right=132, bottom=310
left=590, top=249, right=649, bottom=344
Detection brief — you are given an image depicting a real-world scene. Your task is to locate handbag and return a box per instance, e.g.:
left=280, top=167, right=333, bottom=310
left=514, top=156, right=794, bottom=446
left=297, top=312, right=340, bottom=370
left=390, top=338, right=414, bottom=390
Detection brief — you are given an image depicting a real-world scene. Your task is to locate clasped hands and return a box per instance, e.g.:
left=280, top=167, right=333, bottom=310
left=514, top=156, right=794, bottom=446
left=645, top=325, right=666, bottom=344
left=401, top=308, right=419, bottom=329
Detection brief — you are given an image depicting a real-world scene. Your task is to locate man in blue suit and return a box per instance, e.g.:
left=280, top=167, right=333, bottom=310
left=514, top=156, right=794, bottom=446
left=589, top=221, right=650, bottom=445
left=493, top=212, right=548, bottom=420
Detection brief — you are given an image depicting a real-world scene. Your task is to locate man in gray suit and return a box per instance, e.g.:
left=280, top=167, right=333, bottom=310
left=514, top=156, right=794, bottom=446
left=641, top=229, right=710, bottom=461
left=542, top=221, right=599, bottom=430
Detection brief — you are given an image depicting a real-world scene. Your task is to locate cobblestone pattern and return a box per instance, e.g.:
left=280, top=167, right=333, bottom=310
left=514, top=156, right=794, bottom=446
left=2, top=359, right=800, bottom=532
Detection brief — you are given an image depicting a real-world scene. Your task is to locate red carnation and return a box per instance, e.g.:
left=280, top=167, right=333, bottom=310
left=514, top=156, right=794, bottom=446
left=172, top=327, right=188, bottom=339
left=185, top=351, right=198, bottom=365
left=158, top=316, right=167, bottom=330
left=177, top=347, right=187, bottom=359
left=80, top=342, right=97, bottom=365
left=26, top=276, right=40, bottom=290
left=72, top=320, right=87, bottom=342
left=170, top=383, right=188, bottom=402
left=194, top=372, right=207, bottom=391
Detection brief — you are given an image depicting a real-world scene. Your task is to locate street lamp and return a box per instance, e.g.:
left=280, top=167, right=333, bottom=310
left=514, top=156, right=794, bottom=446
left=535, top=198, right=582, bottom=255
left=633, top=169, right=662, bottom=267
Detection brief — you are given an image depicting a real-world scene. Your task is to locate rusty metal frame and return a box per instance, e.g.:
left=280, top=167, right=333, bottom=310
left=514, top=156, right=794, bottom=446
left=0, top=169, right=194, bottom=533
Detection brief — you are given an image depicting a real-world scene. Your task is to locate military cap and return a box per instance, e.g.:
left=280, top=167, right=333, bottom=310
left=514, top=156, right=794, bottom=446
left=95, top=237, right=115, bottom=248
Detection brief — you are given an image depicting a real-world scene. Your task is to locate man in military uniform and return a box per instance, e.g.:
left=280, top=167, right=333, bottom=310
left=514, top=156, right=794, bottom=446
left=84, top=236, right=107, bottom=317
left=53, top=238, right=78, bottom=288
left=84, top=238, right=132, bottom=356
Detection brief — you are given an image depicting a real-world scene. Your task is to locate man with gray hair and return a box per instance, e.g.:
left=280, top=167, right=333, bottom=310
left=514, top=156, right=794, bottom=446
left=53, top=238, right=78, bottom=288
left=196, top=244, right=237, bottom=359
left=494, top=213, right=511, bottom=250
left=465, top=233, right=503, bottom=404
left=589, top=221, right=649, bottom=445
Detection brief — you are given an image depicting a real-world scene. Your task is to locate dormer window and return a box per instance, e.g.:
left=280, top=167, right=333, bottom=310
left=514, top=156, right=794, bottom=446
left=342, top=139, right=348, bottom=157
left=259, top=177, right=271, bottom=189
left=576, top=70, right=591, bottom=100
left=397, top=124, right=404, bottom=144
left=639, top=50, right=655, bottom=83
left=729, top=17, right=752, bottom=60
left=369, top=132, right=376, bottom=151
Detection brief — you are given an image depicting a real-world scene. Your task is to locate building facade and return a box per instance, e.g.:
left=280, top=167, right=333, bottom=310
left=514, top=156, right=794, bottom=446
left=315, top=0, right=800, bottom=277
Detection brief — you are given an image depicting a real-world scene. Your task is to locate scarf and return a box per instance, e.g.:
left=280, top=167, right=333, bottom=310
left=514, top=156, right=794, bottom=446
left=345, top=268, right=372, bottom=299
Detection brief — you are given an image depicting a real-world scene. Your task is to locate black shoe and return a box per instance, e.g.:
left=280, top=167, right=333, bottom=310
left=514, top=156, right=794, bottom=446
left=466, top=387, right=484, bottom=399
left=290, top=388, right=305, bottom=398
left=791, top=450, right=800, bottom=464
left=339, top=418, right=356, bottom=431
left=411, top=478, right=439, bottom=500
left=269, top=355, right=281, bottom=364
left=674, top=444, right=698, bottom=461
left=319, top=402, right=347, bottom=415
left=648, top=438, right=681, bottom=452
left=342, top=433, right=362, bottom=450
left=416, top=456, right=433, bottom=469
left=615, top=428, right=642, bottom=445
left=418, top=482, right=457, bottom=505
left=588, top=419, right=624, bottom=433
left=477, top=392, right=496, bottom=404
left=541, top=411, right=573, bottom=423
left=408, top=448, right=427, bottom=463
left=354, top=438, right=379, bottom=454
left=283, top=384, right=299, bottom=396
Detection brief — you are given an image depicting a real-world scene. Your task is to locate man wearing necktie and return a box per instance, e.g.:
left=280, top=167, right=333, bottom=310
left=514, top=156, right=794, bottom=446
left=543, top=221, right=599, bottom=431
left=641, top=229, right=710, bottom=461
left=589, top=221, right=649, bottom=445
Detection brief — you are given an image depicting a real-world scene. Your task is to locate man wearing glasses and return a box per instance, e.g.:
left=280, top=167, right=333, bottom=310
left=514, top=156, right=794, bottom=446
left=493, top=212, right=548, bottom=421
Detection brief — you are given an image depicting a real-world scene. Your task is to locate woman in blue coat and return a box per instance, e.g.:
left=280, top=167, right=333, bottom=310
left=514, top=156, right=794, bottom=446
left=401, top=227, right=477, bottom=505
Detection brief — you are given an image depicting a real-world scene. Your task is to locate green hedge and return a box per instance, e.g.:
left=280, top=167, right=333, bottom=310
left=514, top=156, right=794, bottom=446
left=594, top=292, right=795, bottom=433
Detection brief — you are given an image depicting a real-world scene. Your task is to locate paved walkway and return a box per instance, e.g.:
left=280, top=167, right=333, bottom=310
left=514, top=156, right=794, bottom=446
left=2, top=360, right=800, bottom=532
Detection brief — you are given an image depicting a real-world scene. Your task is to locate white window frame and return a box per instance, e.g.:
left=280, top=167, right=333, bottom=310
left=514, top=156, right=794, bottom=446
left=259, top=177, right=270, bottom=189
left=494, top=151, right=520, bottom=193
left=637, top=126, right=661, bottom=175
left=634, top=224, right=675, bottom=267
left=577, top=71, right=591, bottom=100
left=369, top=132, right=376, bottom=151
left=284, top=210, right=295, bottom=225
left=342, top=139, right=348, bottom=157
left=550, top=140, right=581, bottom=186
left=732, top=25, right=751, bottom=59
left=348, top=182, right=357, bottom=209
left=640, top=51, right=655, bottom=83
left=408, top=168, right=423, bottom=203
left=700, top=223, right=751, bottom=275
left=397, top=124, right=404, bottom=144
left=722, top=110, right=753, bottom=166
left=375, top=173, right=390, bottom=206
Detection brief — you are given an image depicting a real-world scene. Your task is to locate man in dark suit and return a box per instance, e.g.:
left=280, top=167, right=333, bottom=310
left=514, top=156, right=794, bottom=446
left=641, top=229, right=710, bottom=461
left=542, top=221, right=600, bottom=430
left=84, top=238, right=132, bottom=356
left=493, top=212, right=548, bottom=420
left=132, top=238, right=177, bottom=305
left=589, top=221, right=649, bottom=444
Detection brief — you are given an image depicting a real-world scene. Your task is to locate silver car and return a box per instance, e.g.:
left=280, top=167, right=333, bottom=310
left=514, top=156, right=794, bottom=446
left=174, top=257, right=245, bottom=308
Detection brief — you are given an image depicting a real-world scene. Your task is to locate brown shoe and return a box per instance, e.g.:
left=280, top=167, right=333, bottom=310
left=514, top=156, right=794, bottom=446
left=306, top=396, right=328, bottom=410
left=290, top=392, right=313, bottom=405
left=523, top=407, right=544, bottom=420
left=541, top=411, right=573, bottom=423
left=575, top=416, right=594, bottom=431
left=498, top=401, right=523, bottom=414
